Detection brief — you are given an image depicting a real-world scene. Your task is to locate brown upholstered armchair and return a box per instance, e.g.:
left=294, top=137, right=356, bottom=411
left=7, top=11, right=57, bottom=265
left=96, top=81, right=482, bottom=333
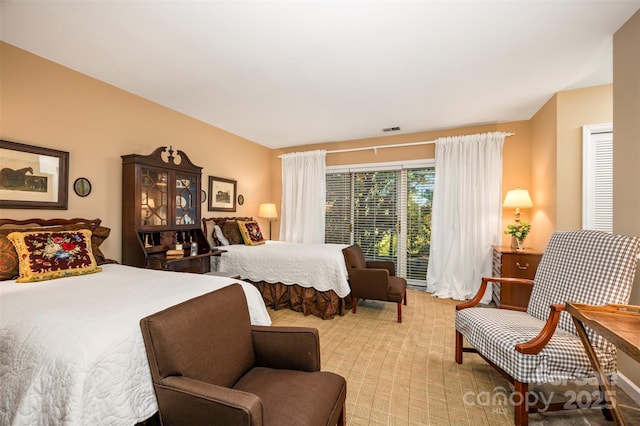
left=140, top=284, right=346, bottom=426
left=342, top=244, right=407, bottom=322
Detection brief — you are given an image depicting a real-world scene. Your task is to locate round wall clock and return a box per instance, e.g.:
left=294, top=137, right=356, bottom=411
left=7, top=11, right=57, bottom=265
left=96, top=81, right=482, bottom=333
left=73, top=177, right=92, bottom=197
left=237, top=194, right=245, bottom=205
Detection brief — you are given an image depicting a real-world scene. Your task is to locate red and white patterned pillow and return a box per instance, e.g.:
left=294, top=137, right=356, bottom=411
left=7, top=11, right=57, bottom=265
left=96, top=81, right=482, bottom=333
left=237, top=220, right=265, bottom=246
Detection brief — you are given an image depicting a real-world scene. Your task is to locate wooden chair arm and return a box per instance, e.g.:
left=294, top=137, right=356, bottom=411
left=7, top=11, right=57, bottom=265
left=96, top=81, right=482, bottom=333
left=515, top=304, right=565, bottom=354
left=456, top=277, right=533, bottom=310
left=456, top=278, right=489, bottom=310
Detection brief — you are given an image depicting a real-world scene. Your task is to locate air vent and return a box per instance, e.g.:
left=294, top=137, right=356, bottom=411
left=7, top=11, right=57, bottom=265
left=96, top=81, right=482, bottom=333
left=382, top=126, right=401, bottom=132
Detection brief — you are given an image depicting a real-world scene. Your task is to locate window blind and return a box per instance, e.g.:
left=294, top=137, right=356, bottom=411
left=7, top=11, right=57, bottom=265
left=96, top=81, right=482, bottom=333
left=583, top=125, right=613, bottom=233
left=352, top=170, right=399, bottom=263
left=325, top=163, right=435, bottom=284
left=325, top=172, right=352, bottom=244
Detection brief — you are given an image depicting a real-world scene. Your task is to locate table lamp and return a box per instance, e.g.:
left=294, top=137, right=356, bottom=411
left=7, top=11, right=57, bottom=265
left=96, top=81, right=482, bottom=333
left=503, top=189, right=533, bottom=223
left=258, top=203, right=278, bottom=240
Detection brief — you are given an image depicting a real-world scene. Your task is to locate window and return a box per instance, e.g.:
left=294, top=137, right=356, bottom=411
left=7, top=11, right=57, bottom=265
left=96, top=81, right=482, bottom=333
left=582, top=123, right=613, bottom=232
left=325, top=161, right=434, bottom=285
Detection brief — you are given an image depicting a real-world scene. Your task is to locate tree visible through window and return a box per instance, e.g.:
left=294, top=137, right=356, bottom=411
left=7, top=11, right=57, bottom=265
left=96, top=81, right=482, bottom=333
left=325, top=165, right=434, bottom=284
left=406, top=168, right=434, bottom=281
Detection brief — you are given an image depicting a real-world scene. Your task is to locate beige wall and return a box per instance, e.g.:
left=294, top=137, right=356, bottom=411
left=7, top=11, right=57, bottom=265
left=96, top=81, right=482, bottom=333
left=3, top=16, right=639, bottom=389
left=529, top=94, right=558, bottom=250
left=557, top=85, right=613, bottom=230
left=529, top=85, right=613, bottom=251
left=1, top=41, right=622, bottom=259
left=0, top=42, right=273, bottom=261
left=274, top=120, right=533, bottom=247
left=613, top=9, right=640, bottom=391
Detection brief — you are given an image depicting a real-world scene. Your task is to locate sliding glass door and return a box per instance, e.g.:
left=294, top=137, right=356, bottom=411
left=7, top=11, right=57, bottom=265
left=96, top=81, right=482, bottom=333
left=325, top=162, right=434, bottom=285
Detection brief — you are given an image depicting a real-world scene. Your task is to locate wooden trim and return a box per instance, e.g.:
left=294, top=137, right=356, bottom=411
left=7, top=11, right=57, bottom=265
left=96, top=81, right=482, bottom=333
left=456, top=277, right=534, bottom=311
left=515, top=304, right=564, bottom=354
left=0, top=217, right=101, bottom=228
left=455, top=278, right=489, bottom=310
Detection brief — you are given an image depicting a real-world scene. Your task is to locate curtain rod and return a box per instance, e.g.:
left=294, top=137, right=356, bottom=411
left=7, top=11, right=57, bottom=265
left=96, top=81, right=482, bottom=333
left=326, top=132, right=515, bottom=154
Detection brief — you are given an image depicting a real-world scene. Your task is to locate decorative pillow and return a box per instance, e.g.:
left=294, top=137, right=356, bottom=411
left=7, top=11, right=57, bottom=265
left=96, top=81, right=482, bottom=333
left=0, top=234, right=20, bottom=281
left=202, top=218, right=220, bottom=247
left=91, top=226, right=118, bottom=265
left=237, top=220, right=266, bottom=246
left=214, top=225, right=230, bottom=246
left=7, top=229, right=102, bottom=283
left=0, top=223, right=100, bottom=281
left=221, top=220, right=244, bottom=245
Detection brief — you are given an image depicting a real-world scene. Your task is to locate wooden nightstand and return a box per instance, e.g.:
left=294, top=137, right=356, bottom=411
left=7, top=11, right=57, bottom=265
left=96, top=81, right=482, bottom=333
left=492, top=245, right=543, bottom=310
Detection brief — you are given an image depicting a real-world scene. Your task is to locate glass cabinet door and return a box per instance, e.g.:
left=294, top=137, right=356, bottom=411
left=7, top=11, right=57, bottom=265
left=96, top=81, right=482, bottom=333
left=141, top=168, right=168, bottom=226
left=175, top=173, right=198, bottom=226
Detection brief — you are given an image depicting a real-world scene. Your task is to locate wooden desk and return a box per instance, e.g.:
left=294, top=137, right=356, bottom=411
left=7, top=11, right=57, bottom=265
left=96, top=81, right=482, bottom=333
left=566, top=302, right=640, bottom=426
left=147, top=249, right=227, bottom=274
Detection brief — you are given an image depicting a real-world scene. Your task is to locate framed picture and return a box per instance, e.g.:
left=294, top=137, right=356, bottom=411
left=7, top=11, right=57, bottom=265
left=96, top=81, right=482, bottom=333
left=73, top=177, right=92, bottom=197
left=0, top=140, right=69, bottom=209
left=208, top=176, right=237, bottom=212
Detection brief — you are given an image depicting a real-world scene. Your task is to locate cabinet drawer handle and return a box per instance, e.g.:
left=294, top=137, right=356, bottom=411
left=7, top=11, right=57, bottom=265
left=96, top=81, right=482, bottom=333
left=516, top=262, right=529, bottom=270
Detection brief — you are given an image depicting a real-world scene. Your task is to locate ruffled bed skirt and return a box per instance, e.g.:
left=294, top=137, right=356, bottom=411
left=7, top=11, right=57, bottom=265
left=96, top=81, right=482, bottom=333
left=247, top=280, right=352, bottom=320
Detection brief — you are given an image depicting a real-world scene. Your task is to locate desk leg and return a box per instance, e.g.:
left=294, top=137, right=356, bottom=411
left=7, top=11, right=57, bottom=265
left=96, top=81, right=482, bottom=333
left=571, top=317, right=625, bottom=426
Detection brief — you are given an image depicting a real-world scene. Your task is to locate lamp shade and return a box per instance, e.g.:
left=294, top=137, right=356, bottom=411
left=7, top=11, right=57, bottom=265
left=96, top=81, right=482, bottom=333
left=258, top=203, right=278, bottom=219
left=503, top=189, right=533, bottom=208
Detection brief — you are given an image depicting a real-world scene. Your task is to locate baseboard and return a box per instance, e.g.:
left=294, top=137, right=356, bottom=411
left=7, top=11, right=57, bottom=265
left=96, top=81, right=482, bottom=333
left=617, top=372, right=640, bottom=406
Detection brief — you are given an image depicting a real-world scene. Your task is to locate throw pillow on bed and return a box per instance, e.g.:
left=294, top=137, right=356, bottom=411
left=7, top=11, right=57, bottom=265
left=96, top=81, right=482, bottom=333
left=0, top=234, right=19, bottom=281
left=0, top=223, right=100, bottom=281
left=221, top=220, right=244, bottom=245
left=213, top=225, right=230, bottom=246
left=7, top=229, right=102, bottom=283
left=237, top=220, right=266, bottom=246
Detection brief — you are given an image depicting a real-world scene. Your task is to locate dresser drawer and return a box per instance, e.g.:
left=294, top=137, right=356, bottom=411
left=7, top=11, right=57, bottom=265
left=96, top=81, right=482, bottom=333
left=165, top=256, right=209, bottom=274
left=500, top=253, right=541, bottom=280
left=492, top=246, right=542, bottom=310
left=147, top=254, right=212, bottom=274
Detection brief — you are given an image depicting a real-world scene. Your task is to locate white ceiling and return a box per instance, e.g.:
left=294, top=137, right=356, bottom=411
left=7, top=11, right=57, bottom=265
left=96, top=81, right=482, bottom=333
left=1, top=1, right=639, bottom=149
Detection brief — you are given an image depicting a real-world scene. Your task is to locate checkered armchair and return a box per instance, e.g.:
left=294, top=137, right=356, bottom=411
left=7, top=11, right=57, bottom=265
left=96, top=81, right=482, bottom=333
left=455, top=230, right=640, bottom=426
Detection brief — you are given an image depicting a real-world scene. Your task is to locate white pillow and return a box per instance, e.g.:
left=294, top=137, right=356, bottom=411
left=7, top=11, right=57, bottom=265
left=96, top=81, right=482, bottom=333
left=214, top=225, right=230, bottom=246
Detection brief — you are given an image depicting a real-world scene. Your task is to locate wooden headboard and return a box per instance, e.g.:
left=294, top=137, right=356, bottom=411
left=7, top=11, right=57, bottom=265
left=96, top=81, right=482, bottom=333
left=0, top=217, right=116, bottom=267
left=0, top=217, right=102, bottom=228
left=202, top=216, right=253, bottom=247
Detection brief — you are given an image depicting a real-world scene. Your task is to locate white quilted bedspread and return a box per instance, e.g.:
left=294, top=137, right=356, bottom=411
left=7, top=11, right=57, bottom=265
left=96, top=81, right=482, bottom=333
left=0, top=264, right=271, bottom=426
left=215, top=241, right=351, bottom=297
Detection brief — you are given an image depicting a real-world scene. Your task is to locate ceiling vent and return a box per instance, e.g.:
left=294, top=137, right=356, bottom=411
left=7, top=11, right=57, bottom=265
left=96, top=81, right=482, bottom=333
left=382, top=126, right=401, bottom=133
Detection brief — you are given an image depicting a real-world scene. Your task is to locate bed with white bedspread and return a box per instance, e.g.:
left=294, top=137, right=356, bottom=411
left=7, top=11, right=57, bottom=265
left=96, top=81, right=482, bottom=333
left=0, top=264, right=271, bottom=426
left=204, top=215, right=353, bottom=319
left=215, top=241, right=351, bottom=296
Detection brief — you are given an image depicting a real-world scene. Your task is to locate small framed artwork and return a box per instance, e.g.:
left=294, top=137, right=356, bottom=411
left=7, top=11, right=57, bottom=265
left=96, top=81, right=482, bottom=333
left=0, top=140, right=69, bottom=209
left=73, top=177, right=92, bottom=197
left=201, top=189, right=207, bottom=203
left=208, top=176, right=237, bottom=212
left=237, top=194, right=245, bottom=205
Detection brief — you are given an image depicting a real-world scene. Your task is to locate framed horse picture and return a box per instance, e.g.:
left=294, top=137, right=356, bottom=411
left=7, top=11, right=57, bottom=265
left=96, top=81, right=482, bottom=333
left=0, top=140, right=69, bottom=209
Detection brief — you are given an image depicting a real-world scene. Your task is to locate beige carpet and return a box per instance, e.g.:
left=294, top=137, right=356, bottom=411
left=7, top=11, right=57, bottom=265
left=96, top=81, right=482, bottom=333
left=268, top=288, right=640, bottom=426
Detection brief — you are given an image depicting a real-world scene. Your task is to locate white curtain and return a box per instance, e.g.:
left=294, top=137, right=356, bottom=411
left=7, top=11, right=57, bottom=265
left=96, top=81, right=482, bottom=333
left=280, top=150, right=326, bottom=243
left=426, top=132, right=506, bottom=302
